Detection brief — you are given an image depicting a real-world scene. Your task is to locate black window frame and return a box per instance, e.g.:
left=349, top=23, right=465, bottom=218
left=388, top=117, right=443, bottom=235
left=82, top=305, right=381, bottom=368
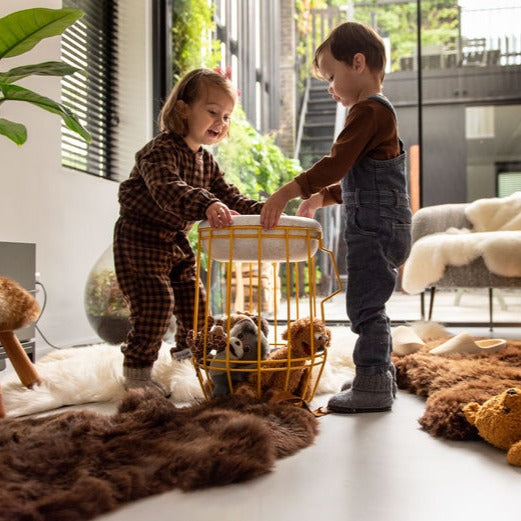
left=61, top=0, right=119, bottom=180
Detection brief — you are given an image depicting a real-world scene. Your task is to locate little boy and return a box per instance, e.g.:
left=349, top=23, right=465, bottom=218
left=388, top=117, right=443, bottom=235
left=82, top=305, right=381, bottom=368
left=260, top=22, right=412, bottom=413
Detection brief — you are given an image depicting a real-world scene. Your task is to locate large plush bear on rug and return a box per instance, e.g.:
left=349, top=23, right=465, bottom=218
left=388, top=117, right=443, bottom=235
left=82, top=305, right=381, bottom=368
left=464, top=387, right=521, bottom=466
left=392, top=334, right=521, bottom=440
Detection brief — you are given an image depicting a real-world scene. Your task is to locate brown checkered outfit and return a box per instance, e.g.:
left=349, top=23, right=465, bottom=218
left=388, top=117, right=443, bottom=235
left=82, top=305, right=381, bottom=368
left=114, top=132, right=263, bottom=369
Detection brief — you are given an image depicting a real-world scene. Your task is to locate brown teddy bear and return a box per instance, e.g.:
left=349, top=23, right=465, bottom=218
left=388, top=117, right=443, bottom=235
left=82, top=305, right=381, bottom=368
left=464, top=387, right=521, bottom=466
left=239, top=317, right=331, bottom=401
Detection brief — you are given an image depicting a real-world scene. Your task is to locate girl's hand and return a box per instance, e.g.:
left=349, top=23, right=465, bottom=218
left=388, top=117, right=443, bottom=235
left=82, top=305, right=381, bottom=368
left=296, top=192, right=324, bottom=219
left=206, top=202, right=234, bottom=228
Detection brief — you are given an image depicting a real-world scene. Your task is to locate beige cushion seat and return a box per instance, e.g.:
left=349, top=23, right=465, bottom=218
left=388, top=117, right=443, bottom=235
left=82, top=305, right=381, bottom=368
left=198, top=215, right=322, bottom=262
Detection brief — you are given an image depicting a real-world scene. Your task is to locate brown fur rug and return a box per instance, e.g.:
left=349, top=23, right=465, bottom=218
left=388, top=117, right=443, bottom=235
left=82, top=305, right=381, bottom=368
left=0, top=390, right=318, bottom=521
left=393, top=338, right=521, bottom=440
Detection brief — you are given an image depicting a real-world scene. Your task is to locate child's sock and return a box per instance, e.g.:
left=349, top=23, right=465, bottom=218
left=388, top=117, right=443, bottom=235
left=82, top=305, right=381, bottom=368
left=328, top=371, right=393, bottom=413
left=341, top=363, right=397, bottom=397
left=123, top=366, right=171, bottom=398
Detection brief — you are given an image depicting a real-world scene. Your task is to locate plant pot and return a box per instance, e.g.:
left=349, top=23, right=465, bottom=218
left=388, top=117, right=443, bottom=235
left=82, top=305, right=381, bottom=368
left=84, top=245, right=130, bottom=344
left=85, top=313, right=130, bottom=345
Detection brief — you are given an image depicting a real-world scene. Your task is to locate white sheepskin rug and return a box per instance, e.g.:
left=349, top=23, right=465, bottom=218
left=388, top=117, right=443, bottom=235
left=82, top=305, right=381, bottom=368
left=0, top=334, right=356, bottom=418
left=402, top=192, right=521, bottom=294
left=2, top=323, right=446, bottom=418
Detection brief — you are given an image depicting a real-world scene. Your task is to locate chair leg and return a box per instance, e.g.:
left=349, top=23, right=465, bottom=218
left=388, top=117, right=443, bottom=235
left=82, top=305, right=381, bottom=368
left=420, top=292, right=425, bottom=320
left=488, top=288, right=494, bottom=332
left=428, top=287, right=436, bottom=320
left=0, top=330, right=41, bottom=388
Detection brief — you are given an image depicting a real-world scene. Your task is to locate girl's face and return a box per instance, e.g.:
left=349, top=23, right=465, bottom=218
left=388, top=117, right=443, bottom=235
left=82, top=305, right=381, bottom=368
left=180, top=85, right=235, bottom=151
left=317, top=47, right=365, bottom=108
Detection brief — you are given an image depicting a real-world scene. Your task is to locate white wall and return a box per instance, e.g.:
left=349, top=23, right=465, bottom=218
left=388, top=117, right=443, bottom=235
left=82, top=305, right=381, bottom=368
left=0, top=0, right=153, bottom=346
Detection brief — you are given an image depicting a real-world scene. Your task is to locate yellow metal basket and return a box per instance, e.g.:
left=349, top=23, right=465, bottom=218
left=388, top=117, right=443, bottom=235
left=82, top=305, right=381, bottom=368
left=191, top=215, right=342, bottom=402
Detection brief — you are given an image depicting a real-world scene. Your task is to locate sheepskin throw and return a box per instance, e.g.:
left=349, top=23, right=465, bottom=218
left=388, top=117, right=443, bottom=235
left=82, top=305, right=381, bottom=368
left=1, top=340, right=354, bottom=418
left=393, top=338, right=521, bottom=440
left=402, top=192, right=521, bottom=294
left=0, top=390, right=318, bottom=521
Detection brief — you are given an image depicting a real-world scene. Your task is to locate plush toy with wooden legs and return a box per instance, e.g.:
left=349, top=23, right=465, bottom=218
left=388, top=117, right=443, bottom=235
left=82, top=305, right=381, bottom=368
left=0, top=276, right=42, bottom=418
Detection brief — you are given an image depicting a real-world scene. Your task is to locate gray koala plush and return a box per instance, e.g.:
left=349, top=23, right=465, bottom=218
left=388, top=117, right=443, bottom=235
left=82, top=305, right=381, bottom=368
left=209, top=316, right=269, bottom=397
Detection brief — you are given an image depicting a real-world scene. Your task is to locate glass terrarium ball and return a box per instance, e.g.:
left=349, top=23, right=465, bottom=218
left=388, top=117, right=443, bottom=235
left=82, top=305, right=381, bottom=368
left=84, top=245, right=130, bottom=344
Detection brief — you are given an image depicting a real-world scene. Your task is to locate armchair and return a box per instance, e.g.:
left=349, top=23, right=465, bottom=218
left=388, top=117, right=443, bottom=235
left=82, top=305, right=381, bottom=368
left=402, top=198, right=521, bottom=330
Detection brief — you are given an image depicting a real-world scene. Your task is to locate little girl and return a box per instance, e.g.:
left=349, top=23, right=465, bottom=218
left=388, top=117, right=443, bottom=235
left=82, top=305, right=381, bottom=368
left=114, top=68, right=264, bottom=396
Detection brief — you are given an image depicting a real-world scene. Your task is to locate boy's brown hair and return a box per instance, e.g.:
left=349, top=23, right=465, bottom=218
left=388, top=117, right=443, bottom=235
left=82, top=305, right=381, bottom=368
left=313, top=22, right=386, bottom=81
left=159, top=68, right=237, bottom=136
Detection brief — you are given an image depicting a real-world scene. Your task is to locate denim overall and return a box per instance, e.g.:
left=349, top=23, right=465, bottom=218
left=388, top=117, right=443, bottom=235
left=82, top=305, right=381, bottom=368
left=341, top=95, right=412, bottom=375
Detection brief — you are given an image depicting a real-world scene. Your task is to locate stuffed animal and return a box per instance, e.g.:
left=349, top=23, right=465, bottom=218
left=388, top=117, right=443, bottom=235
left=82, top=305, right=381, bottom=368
left=183, top=316, right=228, bottom=361
left=241, top=317, right=331, bottom=400
left=208, top=315, right=270, bottom=397
left=464, top=387, right=521, bottom=466
left=208, top=333, right=244, bottom=397
left=184, top=312, right=269, bottom=361
left=214, top=311, right=269, bottom=339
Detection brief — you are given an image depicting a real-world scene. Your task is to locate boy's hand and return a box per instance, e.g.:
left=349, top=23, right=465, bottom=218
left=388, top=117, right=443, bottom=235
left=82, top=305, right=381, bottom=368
left=260, top=181, right=302, bottom=230
left=206, top=202, right=235, bottom=228
left=296, top=192, right=324, bottom=219
left=260, top=191, right=289, bottom=230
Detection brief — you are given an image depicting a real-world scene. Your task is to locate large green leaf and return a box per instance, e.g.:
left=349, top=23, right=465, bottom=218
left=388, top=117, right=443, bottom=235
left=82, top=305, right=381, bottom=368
left=1, top=84, right=91, bottom=143
left=0, top=8, right=83, bottom=59
left=0, top=61, right=81, bottom=84
left=0, top=117, right=27, bottom=145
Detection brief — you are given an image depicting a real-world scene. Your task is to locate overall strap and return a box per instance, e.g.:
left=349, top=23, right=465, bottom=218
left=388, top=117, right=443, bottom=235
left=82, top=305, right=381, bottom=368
left=367, top=94, right=404, bottom=154
left=367, top=94, right=396, bottom=117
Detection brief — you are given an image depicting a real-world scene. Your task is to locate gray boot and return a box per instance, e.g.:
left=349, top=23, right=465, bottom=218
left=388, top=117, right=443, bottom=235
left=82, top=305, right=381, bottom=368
left=123, top=366, right=172, bottom=398
left=328, top=371, right=394, bottom=413
left=341, top=363, right=397, bottom=397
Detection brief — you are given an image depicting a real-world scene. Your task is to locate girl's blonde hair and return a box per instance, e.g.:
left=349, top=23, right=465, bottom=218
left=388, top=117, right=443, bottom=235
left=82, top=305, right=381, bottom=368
left=313, top=22, right=386, bottom=82
left=159, top=68, right=237, bottom=135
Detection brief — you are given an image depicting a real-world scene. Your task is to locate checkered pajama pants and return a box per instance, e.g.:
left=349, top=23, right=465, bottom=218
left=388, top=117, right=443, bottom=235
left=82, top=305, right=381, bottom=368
left=113, top=218, right=206, bottom=368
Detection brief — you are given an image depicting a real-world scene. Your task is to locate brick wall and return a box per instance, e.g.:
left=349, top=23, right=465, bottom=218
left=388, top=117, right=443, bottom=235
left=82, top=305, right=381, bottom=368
left=278, top=0, right=296, bottom=157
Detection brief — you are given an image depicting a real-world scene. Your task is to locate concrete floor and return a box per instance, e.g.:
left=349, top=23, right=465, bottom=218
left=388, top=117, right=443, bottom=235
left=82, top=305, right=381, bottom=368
left=91, top=325, right=521, bottom=521
left=2, top=290, right=521, bottom=521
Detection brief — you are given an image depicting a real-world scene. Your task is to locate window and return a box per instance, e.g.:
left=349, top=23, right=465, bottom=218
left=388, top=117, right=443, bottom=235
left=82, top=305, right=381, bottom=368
left=61, top=0, right=119, bottom=179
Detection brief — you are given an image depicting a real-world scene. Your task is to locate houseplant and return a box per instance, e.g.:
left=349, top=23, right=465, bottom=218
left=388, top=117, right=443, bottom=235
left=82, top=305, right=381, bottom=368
left=0, top=6, right=91, bottom=145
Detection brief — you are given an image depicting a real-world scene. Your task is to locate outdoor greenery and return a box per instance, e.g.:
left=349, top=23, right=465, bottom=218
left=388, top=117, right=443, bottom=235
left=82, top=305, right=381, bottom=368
left=352, top=0, right=459, bottom=70
left=295, top=0, right=460, bottom=78
left=172, top=0, right=221, bottom=83
left=0, top=7, right=91, bottom=145
left=214, top=105, right=301, bottom=206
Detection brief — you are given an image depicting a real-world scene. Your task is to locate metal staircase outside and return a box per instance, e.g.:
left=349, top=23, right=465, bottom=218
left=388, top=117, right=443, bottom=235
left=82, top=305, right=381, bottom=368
left=295, top=77, right=345, bottom=294
left=297, top=77, right=337, bottom=170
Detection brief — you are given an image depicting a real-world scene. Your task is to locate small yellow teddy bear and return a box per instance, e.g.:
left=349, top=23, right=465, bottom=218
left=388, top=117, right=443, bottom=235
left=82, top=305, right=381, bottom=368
left=464, top=388, right=521, bottom=467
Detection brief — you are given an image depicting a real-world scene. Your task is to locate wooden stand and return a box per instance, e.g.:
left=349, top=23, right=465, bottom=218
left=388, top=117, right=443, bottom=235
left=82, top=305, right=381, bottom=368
left=0, top=330, right=41, bottom=418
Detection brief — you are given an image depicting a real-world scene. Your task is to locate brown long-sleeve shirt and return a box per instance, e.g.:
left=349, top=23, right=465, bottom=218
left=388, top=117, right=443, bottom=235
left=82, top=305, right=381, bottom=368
left=119, top=132, right=263, bottom=231
left=295, top=98, right=401, bottom=205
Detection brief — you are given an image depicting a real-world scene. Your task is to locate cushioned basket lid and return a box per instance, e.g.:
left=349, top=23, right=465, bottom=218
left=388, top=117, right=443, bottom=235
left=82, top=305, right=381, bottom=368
left=198, top=215, right=322, bottom=261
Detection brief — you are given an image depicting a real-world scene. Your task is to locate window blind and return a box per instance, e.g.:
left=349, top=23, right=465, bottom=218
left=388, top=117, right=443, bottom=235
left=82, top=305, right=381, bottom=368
left=61, top=0, right=119, bottom=179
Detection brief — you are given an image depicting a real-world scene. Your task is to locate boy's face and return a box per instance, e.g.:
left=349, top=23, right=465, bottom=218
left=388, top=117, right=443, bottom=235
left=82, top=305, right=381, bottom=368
left=317, top=47, right=364, bottom=108
left=181, top=85, right=235, bottom=151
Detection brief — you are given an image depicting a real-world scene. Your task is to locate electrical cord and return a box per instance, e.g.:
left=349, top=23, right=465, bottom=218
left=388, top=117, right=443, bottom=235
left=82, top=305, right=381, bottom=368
left=35, top=280, right=96, bottom=350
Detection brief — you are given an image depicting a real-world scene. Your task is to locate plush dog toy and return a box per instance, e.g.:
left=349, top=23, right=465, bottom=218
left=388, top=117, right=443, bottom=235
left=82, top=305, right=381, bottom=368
left=464, top=387, right=521, bottom=466
left=241, top=317, right=331, bottom=400
left=208, top=315, right=270, bottom=397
